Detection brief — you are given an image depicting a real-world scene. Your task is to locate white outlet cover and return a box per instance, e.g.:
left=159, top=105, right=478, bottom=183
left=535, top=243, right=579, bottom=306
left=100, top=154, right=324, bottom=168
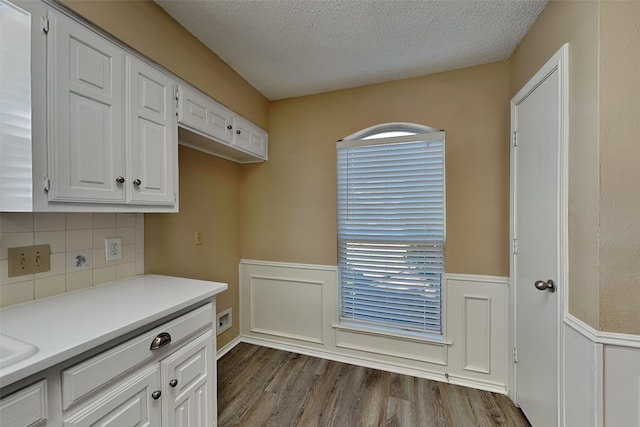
left=105, top=237, right=122, bottom=261
left=67, top=250, right=92, bottom=271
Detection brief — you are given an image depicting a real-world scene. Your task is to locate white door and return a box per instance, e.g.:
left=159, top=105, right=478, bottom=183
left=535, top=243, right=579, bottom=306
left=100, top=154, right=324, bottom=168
left=48, top=10, right=125, bottom=203
left=126, top=55, right=176, bottom=205
left=511, top=46, right=567, bottom=427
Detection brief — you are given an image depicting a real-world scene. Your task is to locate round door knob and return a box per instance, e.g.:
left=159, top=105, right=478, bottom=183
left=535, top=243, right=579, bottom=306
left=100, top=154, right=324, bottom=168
left=227, top=125, right=233, bottom=130
left=151, top=390, right=162, bottom=400
left=133, top=179, right=142, bottom=186
left=236, top=130, right=241, bottom=135
left=169, top=379, right=178, bottom=388
left=534, top=279, right=556, bottom=293
left=115, top=176, right=125, bottom=184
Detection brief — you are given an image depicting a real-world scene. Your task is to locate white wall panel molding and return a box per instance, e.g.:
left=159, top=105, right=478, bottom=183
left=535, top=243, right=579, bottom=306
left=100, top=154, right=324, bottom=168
left=445, top=273, right=509, bottom=285
left=240, top=259, right=338, bottom=272
left=565, top=313, right=640, bottom=348
left=240, top=260, right=511, bottom=394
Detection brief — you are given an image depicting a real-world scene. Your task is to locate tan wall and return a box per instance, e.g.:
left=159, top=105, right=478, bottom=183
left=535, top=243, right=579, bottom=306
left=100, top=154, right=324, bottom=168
left=509, top=0, right=601, bottom=329
left=241, top=61, right=511, bottom=277
left=598, top=1, right=640, bottom=334
left=59, top=0, right=269, bottom=347
left=146, top=146, right=241, bottom=346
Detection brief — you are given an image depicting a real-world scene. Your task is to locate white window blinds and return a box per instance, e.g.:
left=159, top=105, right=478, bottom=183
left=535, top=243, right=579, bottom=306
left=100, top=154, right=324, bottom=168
left=337, top=131, right=445, bottom=334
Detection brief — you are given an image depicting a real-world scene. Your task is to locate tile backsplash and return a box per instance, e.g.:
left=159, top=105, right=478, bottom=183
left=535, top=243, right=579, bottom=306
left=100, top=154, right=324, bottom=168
left=0, top=212, right=144, bottom=307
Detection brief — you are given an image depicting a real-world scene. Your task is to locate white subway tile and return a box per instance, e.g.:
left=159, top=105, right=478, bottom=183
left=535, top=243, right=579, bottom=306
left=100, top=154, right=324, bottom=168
left=66, top=229, right=93, bottom=251
left=93, top=213, right=116, bottom=229
left=34, top=213, right=66, bottom=231
left=66, top=213, right=93, bottom=230
left=93, top=266, right=116, bottom=285
left=116, top=262, right=136, bottom=280
left=1, top=232, right=35, bottom=259
left=0, top=213, right=34, bottom=233
left=66, top=270, right=93, bottom=292
left=0, top=280, right=34, bottom=307
left=117, top=227, right=136, bottom=245
left=116, top=213, right=136, bottom=228
left=35, top=274, right=66, bottom=299
left=35, top=230, right=66, bottom=254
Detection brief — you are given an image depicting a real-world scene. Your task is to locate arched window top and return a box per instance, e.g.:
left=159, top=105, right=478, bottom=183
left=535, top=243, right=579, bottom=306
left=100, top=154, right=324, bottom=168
left=342, top=122, right=442, bottom=142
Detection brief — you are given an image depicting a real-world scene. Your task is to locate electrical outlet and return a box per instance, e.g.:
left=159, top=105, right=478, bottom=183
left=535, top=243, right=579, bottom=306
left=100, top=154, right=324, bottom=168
left=105, top=237, right=122, bottom=261
left=7, top=245, right=51, bottom=277
left=216, top=308, right=232, bottom=335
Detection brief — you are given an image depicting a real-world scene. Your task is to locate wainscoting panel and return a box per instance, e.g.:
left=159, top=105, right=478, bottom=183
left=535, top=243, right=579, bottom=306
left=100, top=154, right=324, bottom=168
left=240, top=260, right=510, bottom=394
left=563, top=321, right=600, bottom=427
left=250, top=275, right=324, bottom=344
left=446, top=275, right=509, bottom=388
left=603, top=345, right=640, bottom=427
left=334, top=327, right=447, bottom=365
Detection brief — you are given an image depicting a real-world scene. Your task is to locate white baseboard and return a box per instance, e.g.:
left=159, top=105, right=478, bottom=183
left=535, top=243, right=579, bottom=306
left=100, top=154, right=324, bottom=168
left=237, top=335, right=508, bottom=395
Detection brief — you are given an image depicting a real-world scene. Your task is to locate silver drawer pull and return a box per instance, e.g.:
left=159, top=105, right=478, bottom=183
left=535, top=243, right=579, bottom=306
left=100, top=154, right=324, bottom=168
left=150, top=332, right=171, bottom=350
left=169, top=379, right=178, bottom=388
left=151, top=390, right=162, bottom=400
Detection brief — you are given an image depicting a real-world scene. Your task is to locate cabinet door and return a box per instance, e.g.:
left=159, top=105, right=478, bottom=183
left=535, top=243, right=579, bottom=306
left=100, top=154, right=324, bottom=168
left=177, top=85, right=233, bottom=144
left=126, top=55, right=177, bottom=205
left=232, top=117, right=267, bottom=159
left=161, top=331, right=215, bottom=427
left=47, top=10, right=125, bottom=203
left=64, top=366, right=161, bottom=427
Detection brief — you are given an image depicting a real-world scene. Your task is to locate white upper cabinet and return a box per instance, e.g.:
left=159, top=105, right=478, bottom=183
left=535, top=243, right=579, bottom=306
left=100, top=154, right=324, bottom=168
left=44, top=8, right=178, bottom=211
left=47, top=10, right=125, bottom=204
left=126, top=55, right=177, bottom=206
left=177, top=85, right=268, bottom=163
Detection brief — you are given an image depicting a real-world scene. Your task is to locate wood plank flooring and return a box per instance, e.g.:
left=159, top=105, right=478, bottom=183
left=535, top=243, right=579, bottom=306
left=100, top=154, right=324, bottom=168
left=217, top=343, right=531, bottom=427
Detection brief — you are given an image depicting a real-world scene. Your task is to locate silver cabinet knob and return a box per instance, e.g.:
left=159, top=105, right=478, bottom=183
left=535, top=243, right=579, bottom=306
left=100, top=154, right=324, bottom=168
left=115, top=176, right=125, bottom=184
left=534, top=279, right=556, bottom=293
left=227, top=125, right=233, bottom=130
left=133, top=179, right=142, bottom=186
left=236, top=130, right=241, bottom=135
left=169, top=379, right=178, bottom=388
left=151, top=390, right=162, bottom=400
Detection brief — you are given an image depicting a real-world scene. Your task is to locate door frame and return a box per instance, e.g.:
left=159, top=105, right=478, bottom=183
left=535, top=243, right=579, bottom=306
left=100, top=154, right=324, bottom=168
left=509, top=43, right=569, bottom=425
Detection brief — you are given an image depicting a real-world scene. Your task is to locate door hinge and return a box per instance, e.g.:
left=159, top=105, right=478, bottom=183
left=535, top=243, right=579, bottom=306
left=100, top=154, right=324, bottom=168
left=41, top=17, right=49, bottom=34
left=513, top=347, right=518, bottom=363
left=43, top=177, right=50, bottom=192
left=175, top=87, right=180, bottom=117
left=512, top=131, right=518, bottom=147
left=512, top=238, right=518, bottom=254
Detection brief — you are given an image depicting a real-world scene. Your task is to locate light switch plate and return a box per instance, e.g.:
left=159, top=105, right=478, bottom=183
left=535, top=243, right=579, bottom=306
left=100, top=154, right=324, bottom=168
left=8, top=245, right=51, bottom=277
left=105, top=237, right=122, bottom=261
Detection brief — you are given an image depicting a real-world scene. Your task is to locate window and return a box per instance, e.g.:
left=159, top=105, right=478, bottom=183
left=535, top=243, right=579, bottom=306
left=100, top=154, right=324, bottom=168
left=337, top=123, right=445, bottom=335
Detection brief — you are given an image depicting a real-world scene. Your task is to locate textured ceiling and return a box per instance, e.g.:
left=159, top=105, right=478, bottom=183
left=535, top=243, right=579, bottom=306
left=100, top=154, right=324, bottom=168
left=155, top=0, right=547, bottom=100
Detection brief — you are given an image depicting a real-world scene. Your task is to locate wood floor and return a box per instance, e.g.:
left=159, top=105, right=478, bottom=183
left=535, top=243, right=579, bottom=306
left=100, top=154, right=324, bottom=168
left=217, top=343, right=531, bottom=427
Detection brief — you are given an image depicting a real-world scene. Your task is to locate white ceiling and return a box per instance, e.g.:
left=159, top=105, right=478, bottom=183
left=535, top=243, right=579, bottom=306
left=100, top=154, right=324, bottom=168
left=155, top=0, right=547, bottom=101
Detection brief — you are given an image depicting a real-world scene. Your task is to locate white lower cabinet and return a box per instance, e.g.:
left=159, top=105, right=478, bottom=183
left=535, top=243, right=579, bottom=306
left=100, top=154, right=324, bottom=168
left=59, top=306, right=216, bottom=427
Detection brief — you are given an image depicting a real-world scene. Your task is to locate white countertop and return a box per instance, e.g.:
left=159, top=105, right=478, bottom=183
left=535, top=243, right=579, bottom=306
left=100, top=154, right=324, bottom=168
left=0, top=274, right=227, bottom=388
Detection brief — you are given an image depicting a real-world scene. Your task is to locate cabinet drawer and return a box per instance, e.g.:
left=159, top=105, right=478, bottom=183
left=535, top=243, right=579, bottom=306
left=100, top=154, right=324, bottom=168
left=0, top=380, right=47, bottom=427
left=62, top=303, right=213, bottom=409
